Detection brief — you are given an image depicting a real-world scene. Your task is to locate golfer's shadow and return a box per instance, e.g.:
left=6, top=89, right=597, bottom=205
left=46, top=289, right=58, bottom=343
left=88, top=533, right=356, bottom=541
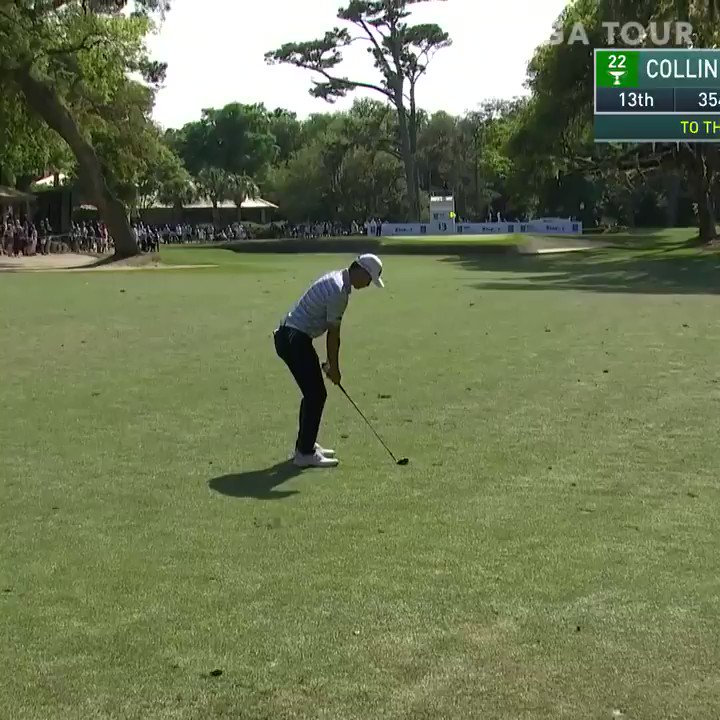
left=208, top=461, right=302, bottom=500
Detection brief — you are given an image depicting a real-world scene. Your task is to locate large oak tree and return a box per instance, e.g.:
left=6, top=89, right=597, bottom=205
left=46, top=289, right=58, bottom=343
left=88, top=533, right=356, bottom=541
left=513, top=0, right=720, bottom=241
left=0, top=0, right=170, bottom=257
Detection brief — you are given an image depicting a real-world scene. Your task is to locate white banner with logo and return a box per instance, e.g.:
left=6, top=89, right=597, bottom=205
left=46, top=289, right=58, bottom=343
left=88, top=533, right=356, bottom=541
left=381, top=220, right=583, bottom=236
left=379, top=224, right=425, bottom=235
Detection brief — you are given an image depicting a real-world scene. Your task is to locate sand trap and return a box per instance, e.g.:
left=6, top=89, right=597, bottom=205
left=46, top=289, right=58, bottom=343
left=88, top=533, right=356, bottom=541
left=0, top=253, right=216, bottom=272
left=517, top=241, right=607, bottom=255
left=517, top=245, right=604, bottom=255
left=0, top=253, right=97, bottom=271
left=86, top=263, right=217, bottom=271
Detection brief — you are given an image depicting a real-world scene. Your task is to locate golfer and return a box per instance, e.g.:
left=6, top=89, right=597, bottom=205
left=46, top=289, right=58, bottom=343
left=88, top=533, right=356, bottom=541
left=273, top=254, right=384, bottom=467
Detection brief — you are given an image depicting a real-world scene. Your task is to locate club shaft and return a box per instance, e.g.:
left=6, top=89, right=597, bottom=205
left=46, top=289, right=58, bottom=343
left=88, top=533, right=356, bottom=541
left=338, top=384, right=398, bottom=463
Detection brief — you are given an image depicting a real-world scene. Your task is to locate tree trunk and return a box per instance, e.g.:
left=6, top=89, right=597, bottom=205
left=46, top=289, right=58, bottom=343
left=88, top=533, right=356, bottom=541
left=408, top=84, right=419, bottom=157
left=695, top=186, right=716, bottom=242
left=12, top=66, right=139, bottom=258
left=473, top=153, right=480, bottom=219
left=396, top=105, right=420, bottom=220
left=408, top=88, right=423, bottom=221
left=665, top=172, right=681, bottom=227
left=680, top=145, right=717, bottom=242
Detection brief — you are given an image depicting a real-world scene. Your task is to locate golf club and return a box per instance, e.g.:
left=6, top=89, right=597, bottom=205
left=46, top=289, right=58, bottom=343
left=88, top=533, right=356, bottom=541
left=323, top=364, right=408, bottom=466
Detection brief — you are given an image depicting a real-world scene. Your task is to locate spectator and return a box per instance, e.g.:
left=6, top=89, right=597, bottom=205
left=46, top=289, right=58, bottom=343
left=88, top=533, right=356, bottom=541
left=13, top=219, right=25, bottom=256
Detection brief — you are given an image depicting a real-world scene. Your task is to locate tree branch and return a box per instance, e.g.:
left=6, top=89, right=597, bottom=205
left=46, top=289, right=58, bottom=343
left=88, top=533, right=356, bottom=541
left=570, top=144, right=675, bottom=176
left=384, top=11, right=405, bottom=93
left=305, top=64, right=393, bottom=100
left=357, top=17, right=393, bottom=79
left=46, top=34, right=107, bottom=57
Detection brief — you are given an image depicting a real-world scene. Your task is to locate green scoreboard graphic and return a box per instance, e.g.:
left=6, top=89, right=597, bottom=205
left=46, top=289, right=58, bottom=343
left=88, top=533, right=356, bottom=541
left=594, top=49, right=720, bottom=142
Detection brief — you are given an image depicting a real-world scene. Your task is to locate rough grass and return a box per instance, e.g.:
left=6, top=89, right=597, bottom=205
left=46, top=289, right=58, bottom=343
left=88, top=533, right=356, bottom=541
left=2, top=242, right=720, bottom=719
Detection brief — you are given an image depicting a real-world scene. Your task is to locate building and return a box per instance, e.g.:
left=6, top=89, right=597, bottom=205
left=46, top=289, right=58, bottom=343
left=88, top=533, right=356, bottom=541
left=0, top=185, right=35, bottom=218
left=28, top=173, right=281, bottom=230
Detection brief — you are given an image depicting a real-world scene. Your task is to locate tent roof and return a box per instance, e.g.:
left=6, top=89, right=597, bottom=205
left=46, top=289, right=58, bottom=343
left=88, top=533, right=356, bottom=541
left=155, top=197, right=279, bottom=210
left=0, top=185, right=35, bottom=203
left=76, top=197, right=280, bottom=212
left=32, top=173, right=69, bottom=188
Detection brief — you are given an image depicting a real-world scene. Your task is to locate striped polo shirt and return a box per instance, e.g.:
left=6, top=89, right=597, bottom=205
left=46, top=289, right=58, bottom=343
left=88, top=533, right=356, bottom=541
left=281, top=270, right=351, bottom=338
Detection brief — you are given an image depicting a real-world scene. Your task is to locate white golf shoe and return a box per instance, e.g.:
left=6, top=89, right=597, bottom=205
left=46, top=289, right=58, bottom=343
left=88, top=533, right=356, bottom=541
left=289, top=443, right=336, bottom=460
left=315, top=443, right=336, bottom=458
left=293, top=449, right=339, bottom=468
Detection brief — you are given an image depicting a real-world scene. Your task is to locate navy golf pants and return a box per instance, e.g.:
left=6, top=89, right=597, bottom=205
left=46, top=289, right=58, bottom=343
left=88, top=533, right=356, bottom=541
left=273, top=325, right=327, bottom=455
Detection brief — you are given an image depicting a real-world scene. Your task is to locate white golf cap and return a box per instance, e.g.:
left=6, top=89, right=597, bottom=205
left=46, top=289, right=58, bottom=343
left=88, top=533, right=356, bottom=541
left=356, top=253, right=384, bottom=287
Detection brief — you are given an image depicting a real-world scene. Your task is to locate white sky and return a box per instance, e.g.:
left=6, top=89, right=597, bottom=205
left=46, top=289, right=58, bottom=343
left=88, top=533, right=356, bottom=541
left=147, top=0, right=568, bottom=129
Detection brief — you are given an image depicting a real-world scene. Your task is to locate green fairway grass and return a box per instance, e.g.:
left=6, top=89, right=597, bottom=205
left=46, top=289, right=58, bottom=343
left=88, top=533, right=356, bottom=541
left=182, top=226, right=712, bottom=259
left=2, top=242, right=720, bottom=719
left=200, top=232, right=580, bottom=256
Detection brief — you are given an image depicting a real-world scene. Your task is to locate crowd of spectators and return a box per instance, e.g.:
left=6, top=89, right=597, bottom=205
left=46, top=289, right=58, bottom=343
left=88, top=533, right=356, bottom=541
left=131, top=222, right=250, bottom=250
left=1, top=215, right=54, bottom=257
left=286, top=220, right=366, bottom=238
left=131, top=220, right=371, bottom=245
left=69, top=221, right=112, bottom=253
left=2, top=213, right=392, bottom=259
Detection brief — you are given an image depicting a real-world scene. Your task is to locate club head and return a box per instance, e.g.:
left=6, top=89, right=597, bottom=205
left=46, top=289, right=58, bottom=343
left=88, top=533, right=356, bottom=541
left=397, top=458, right=409, bottom=466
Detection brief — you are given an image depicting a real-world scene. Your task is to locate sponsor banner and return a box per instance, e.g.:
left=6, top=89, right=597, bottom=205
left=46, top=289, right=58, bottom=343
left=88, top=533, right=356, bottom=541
left=382, top=222, right=583, bottom=236
left=381, top=224, right=425, bottom=235
left=457, top=223, right=512, bottom=234
left=527, top=221, right=583, bottom=234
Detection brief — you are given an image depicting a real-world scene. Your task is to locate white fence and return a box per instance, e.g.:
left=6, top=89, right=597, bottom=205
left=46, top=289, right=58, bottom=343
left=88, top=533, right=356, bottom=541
left=381, top=219, right=583, bottom=236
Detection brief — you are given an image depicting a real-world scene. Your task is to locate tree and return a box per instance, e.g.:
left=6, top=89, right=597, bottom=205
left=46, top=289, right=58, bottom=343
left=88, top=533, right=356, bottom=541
left=600, top=0, right=720, bottom=240
left=266, top=143, right=332, bottom=223
left=336, top=147, right=406, bottom=222
left=0, top=0, right=169, bottom=258
left=195, top=167, right=232, bottom=227
left=417, top=111, right=457, bottom=193
left=268, top=108, right=304, bottom=165
left=228, top=174, right=260, bottom=222
left=345, top=98, right=403, bottom=159
left=459, top=102, right=521, bottom=220
left=136, top=141, right=195, bottom=212
left=512, top=0, right=720, bottom=240
left=0, top=91, right=74, bottom=187
left=87, top=81, right=170, bottom=210
left=156, top=161, right=196, bottom=210
left=265, top=0, right=451, bottom=220
left=173, top=103, right=278, bottom=180
left=264, top=103, right=409, bottom=223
